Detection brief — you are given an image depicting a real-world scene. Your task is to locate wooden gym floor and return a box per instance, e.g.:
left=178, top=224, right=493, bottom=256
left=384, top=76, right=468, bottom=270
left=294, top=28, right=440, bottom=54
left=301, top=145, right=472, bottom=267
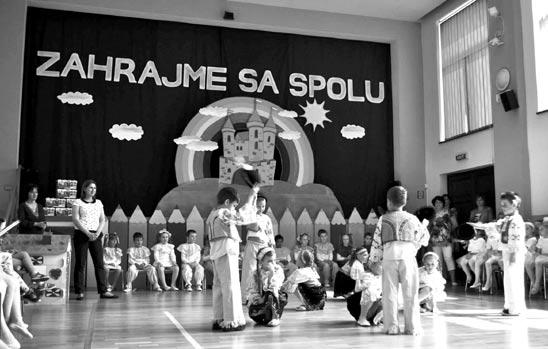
left=20, top=288, right=548, bottom=349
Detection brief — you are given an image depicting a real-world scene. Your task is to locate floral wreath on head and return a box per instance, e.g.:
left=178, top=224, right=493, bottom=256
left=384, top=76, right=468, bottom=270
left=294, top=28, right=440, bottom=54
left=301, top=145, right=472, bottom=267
left=158, top=228, right=172, bottom=239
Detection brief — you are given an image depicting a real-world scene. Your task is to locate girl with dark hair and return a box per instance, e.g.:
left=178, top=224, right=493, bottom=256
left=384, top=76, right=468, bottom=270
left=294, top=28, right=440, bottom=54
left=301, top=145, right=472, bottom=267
left=246, top=247, right=287, bottom=327
left=282, top=250, right=326, bottom=311
left=72, top=180, right=117, bottom=300
left=17, top=184, right=46, bottom=234
left=345, top=247, right=383, bottom=327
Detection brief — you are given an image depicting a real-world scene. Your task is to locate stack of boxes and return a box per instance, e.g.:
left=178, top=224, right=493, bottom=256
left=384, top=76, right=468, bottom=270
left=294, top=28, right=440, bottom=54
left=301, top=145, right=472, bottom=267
left=44, top=180, right=78, bottom=216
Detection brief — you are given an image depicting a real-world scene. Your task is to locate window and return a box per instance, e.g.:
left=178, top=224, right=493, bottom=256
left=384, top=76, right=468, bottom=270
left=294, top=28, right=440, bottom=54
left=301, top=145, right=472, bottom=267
left=227, top=135, right=231, bottom=142
left=254, top=130, right=259, bottom=138
left=254, top=142, right=258, bottom=150
left=438, top=0, right=492, bottom=141
left=532, top=0, right=548, bottom=113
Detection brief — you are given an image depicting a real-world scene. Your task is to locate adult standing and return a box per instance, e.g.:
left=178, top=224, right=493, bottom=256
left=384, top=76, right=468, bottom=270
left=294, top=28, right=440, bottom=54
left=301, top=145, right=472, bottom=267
left=72, top=180, right=117, bottom=300
left=469, top=195, right=494, bottom=223
left=17, top=184, right=46, bottom=234
left=429, top=196, right=457, bottom=286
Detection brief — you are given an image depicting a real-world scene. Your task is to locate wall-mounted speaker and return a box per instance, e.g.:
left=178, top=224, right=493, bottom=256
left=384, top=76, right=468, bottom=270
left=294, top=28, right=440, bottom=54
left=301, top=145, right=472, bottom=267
left=499, top=89, right=519, bottom=112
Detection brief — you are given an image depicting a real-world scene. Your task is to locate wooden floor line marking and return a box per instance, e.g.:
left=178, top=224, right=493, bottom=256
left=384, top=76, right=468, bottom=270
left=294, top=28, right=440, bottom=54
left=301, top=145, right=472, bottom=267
left=163, top=311, right=203, bottom=349
left=84, top=301, right=99, bottom=349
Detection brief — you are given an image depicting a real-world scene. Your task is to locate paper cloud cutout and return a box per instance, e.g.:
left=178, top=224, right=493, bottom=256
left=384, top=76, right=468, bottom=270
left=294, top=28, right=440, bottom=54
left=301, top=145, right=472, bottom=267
left=199, top=106, right=228, bottom=118
left=278, top=130, right=301, bottom=140
left=57, top=92, right=93, bottom=105
left=278, top=109, right=298, bottom=118
left=174, top=135, right=201, bottom=145
left=186, top=140, right=218, bottom=151
left=341, top=124, right=365, bottom=139
left=109, top=124, right=144, bottom=141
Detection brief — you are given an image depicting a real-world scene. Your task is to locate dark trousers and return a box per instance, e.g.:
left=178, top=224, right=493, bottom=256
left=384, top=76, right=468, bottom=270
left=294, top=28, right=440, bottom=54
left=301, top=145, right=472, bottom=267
left=73, top=230, right=107, bottom=294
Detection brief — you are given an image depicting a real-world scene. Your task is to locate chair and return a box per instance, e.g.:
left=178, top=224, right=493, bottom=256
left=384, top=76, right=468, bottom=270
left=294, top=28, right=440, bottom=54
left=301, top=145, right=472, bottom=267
left=491, top=268, right=504, bottom=295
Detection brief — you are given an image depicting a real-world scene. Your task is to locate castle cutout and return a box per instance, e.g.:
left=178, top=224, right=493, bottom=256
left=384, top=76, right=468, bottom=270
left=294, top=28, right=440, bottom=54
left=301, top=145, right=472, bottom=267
left=219, top=105, right=277, bottom=186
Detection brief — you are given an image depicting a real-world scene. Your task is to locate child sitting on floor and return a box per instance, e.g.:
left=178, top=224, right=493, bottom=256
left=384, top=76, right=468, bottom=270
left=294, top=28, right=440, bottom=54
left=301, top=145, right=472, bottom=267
left=151, top=229, right=180, bottom=291
left=457, top=229, right=486, bottom=287
left=177, top=230, right=204, bottom=292
left=315, top=229, right=338, bottom=287
left=103, top=233, right=123, bottom=292
left=247, top=247, right=287, bottom=327
left=125, top=232, right=161, bottom=292
left=282, top=250, right=326, bottom=311
left=346, top=247, right=383, bottom=327
left=418, top=252, right=446, bottom=312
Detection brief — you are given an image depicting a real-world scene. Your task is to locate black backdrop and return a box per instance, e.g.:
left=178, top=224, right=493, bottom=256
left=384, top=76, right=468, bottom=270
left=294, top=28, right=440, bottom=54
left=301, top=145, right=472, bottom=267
left=20, top=7, right=394, bottom=217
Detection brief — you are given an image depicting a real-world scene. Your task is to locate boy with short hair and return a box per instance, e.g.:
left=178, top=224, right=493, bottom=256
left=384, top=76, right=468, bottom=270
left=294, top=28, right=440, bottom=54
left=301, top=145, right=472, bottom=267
left=369, top=186, right=430, bottom=335
left=314, top=229, right=338, bottom=287
left=125, top=232, right=161, bottom=292
left=177, top=230, right=204, bottom=292
left=209, top=185, right=259, bottom=332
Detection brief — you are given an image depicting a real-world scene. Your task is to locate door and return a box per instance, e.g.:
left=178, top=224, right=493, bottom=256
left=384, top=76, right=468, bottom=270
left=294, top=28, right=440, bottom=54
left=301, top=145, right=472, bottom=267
left=447, top=166, right=495, bottom=225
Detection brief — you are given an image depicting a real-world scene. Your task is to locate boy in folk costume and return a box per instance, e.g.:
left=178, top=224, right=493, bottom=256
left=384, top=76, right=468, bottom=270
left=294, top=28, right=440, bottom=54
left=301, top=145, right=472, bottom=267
left=369, top=186, right=430, bottom=335
left=209, top=185, right=259, bottom=332
left=240, top=195, right=275, bottom=303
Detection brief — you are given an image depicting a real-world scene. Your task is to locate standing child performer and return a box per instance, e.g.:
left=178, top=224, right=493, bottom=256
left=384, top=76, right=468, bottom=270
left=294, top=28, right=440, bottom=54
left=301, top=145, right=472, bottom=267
left=346, top=247, right=383, bottom=327
left=282, top=250, right=327, bottom=311
left=315, top=229, right=338, bottom=287
left=240, top=195, right=275, bottom=303
left=177, top=230, right=205, bottom=292
left=151, top=229, right=180, bottom=291
left=125, top=232, right=161, bottom=292
left=103, top=233, right=123, bottom=292
left=247, top=247, right=287, bottom=327
left=418, top=252, right=446, bottom=312
left=369, top=186, right=430, bottom=335
left=209, top=185, right=259, bottom=332
left=495, top=192, right=526, bottom=315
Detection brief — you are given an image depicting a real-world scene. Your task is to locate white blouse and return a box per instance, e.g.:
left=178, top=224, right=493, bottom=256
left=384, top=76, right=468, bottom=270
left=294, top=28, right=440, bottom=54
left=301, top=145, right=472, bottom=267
left=104, top=247, right=122, bottom=269
left=73, top=199, right=104, bottom=231
left=177, top=243, right=201, bottom=264
left=151, top=243, right=177, bottom=267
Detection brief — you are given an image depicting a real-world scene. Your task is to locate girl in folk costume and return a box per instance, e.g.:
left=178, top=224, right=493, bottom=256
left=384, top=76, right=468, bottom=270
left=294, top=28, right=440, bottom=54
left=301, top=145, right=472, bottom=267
left=346, top=247, right=383, bottom=327
left=496, top=192, right=527, bottom=315
left=418, top=252, right=446, bottom=312
left=240, top=195, right=275, bottom=303
left=209, top=185, right=259, bottom=332
left=369, top=186, right=430, bottom=335
left=282, top=250, right=327, bottom=311
left=247, top=247, right=288, bottom=327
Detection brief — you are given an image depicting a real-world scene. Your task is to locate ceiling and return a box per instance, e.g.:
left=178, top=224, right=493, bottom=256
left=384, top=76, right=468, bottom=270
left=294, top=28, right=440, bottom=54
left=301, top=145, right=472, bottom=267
left=231, top=0, right=446, bottom=22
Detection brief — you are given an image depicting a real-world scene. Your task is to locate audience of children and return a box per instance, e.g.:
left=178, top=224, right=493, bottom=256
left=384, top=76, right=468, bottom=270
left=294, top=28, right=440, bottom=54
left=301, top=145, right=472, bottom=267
left=247, top=247, right=287, bottom=327
left=201, top=243, right=214, bottom=289
left=177, top=230, right=204, bottom=292
left=418, top=252, right=446, bottom=312
left=282, top=249, right=327, bottom=311
left=346, top=247, right=383, bottom=327
left=456, top=229, right=486, bottom=287
left=274, top=235, right=297, bottom=279
left=335, top=234, right=353, bottom=268
left=151, top=229, right=180, bottom=291
left=103, top=233, right=123, bottom=292
left=369, top=186, right=430, bottom=335
left=240, top=195, right=275, bottom=303
left=314, top=229, right=338, bottom=287
left=125, top=232, right=161, bottom=292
